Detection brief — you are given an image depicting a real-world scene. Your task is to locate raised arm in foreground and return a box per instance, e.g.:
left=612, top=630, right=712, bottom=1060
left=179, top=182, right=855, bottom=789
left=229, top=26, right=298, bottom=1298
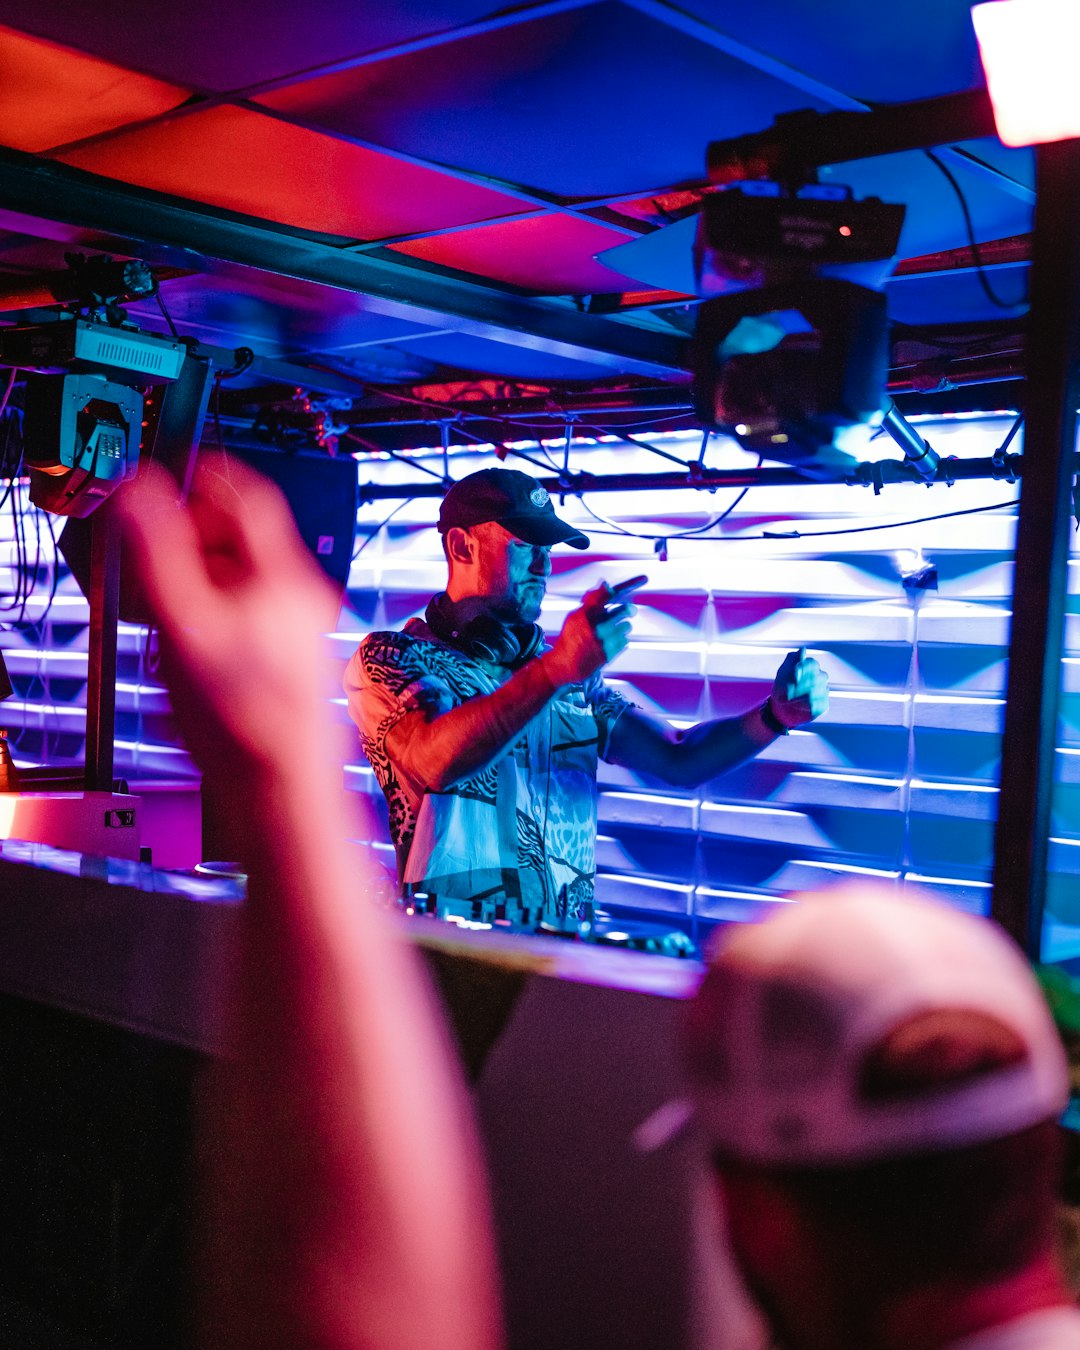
left=119, top=456, right=502, bottom=1350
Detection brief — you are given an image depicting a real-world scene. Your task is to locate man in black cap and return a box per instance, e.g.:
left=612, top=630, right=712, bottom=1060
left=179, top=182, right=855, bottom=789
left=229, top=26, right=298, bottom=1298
left=344, top=467, right=828, bottom=932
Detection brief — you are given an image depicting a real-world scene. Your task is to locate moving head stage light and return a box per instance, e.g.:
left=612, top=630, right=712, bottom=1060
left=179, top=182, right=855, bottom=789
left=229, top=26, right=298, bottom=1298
left=2, top=319, right=185, bottom=517
left=691, top=186, right=905, bottom=472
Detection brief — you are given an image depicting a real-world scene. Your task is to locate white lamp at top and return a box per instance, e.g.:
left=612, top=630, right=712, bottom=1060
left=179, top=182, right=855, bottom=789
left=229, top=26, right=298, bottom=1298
left=972, top=0, right=1080, bottom=147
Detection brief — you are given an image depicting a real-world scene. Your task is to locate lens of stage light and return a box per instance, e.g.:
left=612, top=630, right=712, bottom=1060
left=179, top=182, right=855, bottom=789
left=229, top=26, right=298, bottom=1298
left=972, top=0, right=1080, bottom=147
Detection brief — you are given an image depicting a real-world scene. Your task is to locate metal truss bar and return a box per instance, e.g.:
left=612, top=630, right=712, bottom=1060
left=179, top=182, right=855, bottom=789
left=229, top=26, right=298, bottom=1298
left=325, top=349, right=1026, bottom=430
left=346, top=209, right=561, bottom=253
left=343, top=389, right=691, bottom=427
left=84, top=510, right=120, bottom=792
left=0, top=149, right=687, bottom=380
left=353, top=451, right=1028, bottom=502
left=708, top=89, right=995, bottom=182
left=991, top=140, right=1080, bottom=957
left=621, top=0, right=869, bottom=112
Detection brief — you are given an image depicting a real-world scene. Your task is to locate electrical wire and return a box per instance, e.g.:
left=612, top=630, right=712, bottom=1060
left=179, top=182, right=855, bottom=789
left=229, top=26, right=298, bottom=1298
left=580, top=423, right=692, bottom=468
left=758, top=498, right=1018, bottom=540
left=576, top=497, right=1017, bottom=543
left=502, top=444, right=564, bottom=476
left=0, top=368, right=15, bottom=418
left=346, top=433, right=449, bottom=482
left=352, top=498, right=412, bottom=560
left=504, top=412, right=690, bottom=435
left=154, top=288, right=180, bottom=341
left=577, top=454, right=764, bottom=542
left=890, top=321, right=1021, bottom=352
left=924, top=150, right=1027, bottom=312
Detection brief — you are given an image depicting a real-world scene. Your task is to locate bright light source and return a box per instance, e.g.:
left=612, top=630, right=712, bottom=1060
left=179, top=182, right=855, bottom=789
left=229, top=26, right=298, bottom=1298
left=972, top=0, right=1080, bottom=147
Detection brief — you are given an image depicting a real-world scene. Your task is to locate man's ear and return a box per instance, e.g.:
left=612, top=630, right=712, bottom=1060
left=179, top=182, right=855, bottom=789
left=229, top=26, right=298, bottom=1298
left=445, top=526, right=475, bottom=565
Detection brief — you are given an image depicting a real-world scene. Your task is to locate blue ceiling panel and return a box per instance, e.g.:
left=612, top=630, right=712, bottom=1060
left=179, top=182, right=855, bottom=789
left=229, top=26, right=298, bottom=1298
left=390, top=330, right=621, bottom=380
left=123, top=272, right=447, bottom=364
left=886, top=263, right=1029, bottom=326
left=818, top=147, right=1033, bottom=257
left=258, top=1, right=837, bottom=199
left=596, top=142, right=1032, bottom=297
left=667, top=0, right=984, bottom=103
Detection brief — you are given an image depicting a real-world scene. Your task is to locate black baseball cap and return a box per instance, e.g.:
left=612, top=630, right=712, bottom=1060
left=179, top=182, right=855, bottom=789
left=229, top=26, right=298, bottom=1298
left=437, top=468, right=589, bottom=550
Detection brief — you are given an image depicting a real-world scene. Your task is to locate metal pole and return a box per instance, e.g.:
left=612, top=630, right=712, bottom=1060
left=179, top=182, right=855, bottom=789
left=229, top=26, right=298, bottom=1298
left=991, top=140, right=1080, bottom=956
left=84, top=508, right=121, bottom=792
left=352, top=450, right=1029, bottom=503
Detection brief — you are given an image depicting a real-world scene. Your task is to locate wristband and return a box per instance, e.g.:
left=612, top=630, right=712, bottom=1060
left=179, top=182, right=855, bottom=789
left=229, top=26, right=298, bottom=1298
left=760, top=697, right=790, bottom=737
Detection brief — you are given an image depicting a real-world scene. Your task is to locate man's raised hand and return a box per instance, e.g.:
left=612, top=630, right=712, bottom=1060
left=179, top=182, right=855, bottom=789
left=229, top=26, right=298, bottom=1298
left=769, top=647, right=830, bottom=729
left=542, top=580, right=636, bottom=687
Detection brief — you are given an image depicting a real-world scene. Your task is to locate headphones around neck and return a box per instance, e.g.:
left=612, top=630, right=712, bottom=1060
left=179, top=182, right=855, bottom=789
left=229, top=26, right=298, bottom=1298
left=425, top=592, right=544, bottom=669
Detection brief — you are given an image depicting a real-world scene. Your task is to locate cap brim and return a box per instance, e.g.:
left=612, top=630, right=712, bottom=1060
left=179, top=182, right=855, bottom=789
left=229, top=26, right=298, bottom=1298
left=502, top=512, right=590, bottom=550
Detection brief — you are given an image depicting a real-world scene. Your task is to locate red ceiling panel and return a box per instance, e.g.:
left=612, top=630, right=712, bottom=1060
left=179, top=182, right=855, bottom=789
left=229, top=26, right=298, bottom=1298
left=56, top=106, right=529, bottom=240
left=390, top=214, right=641, bottom=294
left=0, top=1, right=501, bottom=94
left=0, top=24, right=188, bottom=153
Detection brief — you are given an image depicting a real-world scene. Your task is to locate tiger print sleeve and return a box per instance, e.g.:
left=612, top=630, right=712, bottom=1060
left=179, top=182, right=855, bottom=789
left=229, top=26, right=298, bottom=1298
left=343, top=632, right=458, bottom=773
left=585, top=673, right=637, bottom=762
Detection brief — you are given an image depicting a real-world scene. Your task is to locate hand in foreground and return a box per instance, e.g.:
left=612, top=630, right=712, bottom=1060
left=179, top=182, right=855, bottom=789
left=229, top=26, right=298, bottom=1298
left=116, top=455, right=341, bottom=779
left=769, top=647, right=830, bottom=729
left=543, top=580, right=636, bottom=686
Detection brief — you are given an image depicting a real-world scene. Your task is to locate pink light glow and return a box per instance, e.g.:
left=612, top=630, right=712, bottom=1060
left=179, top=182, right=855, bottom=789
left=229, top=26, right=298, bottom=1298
left=972, top=0, right=1080, bottom=147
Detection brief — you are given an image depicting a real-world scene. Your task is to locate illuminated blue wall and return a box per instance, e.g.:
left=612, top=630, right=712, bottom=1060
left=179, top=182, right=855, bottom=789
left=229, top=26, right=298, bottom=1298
left=6, top=415, right=1078, bottom=954
left=336, top=415, right=1050, bottom=942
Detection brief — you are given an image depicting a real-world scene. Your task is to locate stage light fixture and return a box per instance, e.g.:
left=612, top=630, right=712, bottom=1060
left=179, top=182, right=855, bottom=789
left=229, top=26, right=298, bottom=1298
left=972, top=0, right=1080, bottom=147
left=3, top=315, right=186, bottom=518
left=691, top=186, right=905, bottom=473
left=22, top=372, right=144, bottom=518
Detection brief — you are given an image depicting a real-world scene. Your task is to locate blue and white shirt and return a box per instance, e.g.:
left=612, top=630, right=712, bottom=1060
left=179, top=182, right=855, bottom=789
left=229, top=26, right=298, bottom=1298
left=344, top=617, right=632, bottom=930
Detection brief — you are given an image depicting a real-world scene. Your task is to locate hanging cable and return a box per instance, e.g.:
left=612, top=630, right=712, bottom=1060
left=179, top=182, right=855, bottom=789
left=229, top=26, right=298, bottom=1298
left=924, top=150, right=1027, bottom=312
left=352, top=499, right=413, bottom=561
left=577, top=458, right=763, bottom=542
left=155, top=288, right=180, bottom=341
left=578, top=497, right=1017, bottom=544
left=581, top=423, right=694, bottom=468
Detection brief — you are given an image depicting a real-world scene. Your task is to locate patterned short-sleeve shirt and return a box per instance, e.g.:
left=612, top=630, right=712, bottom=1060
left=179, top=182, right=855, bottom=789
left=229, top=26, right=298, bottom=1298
left=343, top=617, right=632, bottom=930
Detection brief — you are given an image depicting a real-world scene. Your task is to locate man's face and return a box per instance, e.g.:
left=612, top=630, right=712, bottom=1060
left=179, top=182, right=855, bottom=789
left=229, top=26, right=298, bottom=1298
left=469, top=521, right=552, bottom=624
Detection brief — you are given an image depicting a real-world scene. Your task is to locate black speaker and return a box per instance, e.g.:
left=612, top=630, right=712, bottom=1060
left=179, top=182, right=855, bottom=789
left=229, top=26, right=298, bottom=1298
left=227, top=445, right=358, bottom=599
left=60, top=443, right=359, bottom=622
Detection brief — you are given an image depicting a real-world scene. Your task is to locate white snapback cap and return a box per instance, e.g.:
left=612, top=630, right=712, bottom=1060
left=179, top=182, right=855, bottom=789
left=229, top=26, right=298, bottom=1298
left=681, top=886, right=1069, bottom=1166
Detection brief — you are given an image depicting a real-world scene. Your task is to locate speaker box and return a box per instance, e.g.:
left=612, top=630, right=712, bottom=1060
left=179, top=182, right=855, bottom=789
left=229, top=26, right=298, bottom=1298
left=60, top=444, right=359, bottom=622
left=227, top=445, right=359, bottom=601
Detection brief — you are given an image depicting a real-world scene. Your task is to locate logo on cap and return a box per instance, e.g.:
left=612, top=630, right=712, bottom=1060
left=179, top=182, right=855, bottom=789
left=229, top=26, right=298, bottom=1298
left=530, top=486, right=549, bottom=508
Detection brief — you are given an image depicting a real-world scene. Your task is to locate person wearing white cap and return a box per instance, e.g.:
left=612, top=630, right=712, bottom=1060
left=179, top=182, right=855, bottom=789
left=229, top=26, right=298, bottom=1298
left=682, top=887, right=1080, bottom=1350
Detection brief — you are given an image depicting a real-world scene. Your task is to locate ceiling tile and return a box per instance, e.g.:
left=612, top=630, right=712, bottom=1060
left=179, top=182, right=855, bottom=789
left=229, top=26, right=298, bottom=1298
left=389, top=331, right=611, bottom=380
left=56, top=106, right=529, bottom=240
left=668, top=0, right=983, bottom=103
left=0, top=2, right=500, bottom=92
left=122, top=271, right=446, bottom=357
left=390, top=215, right=641, bottom=294
left=887, top=263, right=1028, bottom=326
left=0, top=24, right=187, bottom=153
left=257, top=0, right=835, bottom=198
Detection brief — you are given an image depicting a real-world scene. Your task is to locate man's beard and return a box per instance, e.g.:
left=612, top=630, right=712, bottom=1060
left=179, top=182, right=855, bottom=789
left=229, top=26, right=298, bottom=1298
left=491, top=582, right=544, bottom=626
